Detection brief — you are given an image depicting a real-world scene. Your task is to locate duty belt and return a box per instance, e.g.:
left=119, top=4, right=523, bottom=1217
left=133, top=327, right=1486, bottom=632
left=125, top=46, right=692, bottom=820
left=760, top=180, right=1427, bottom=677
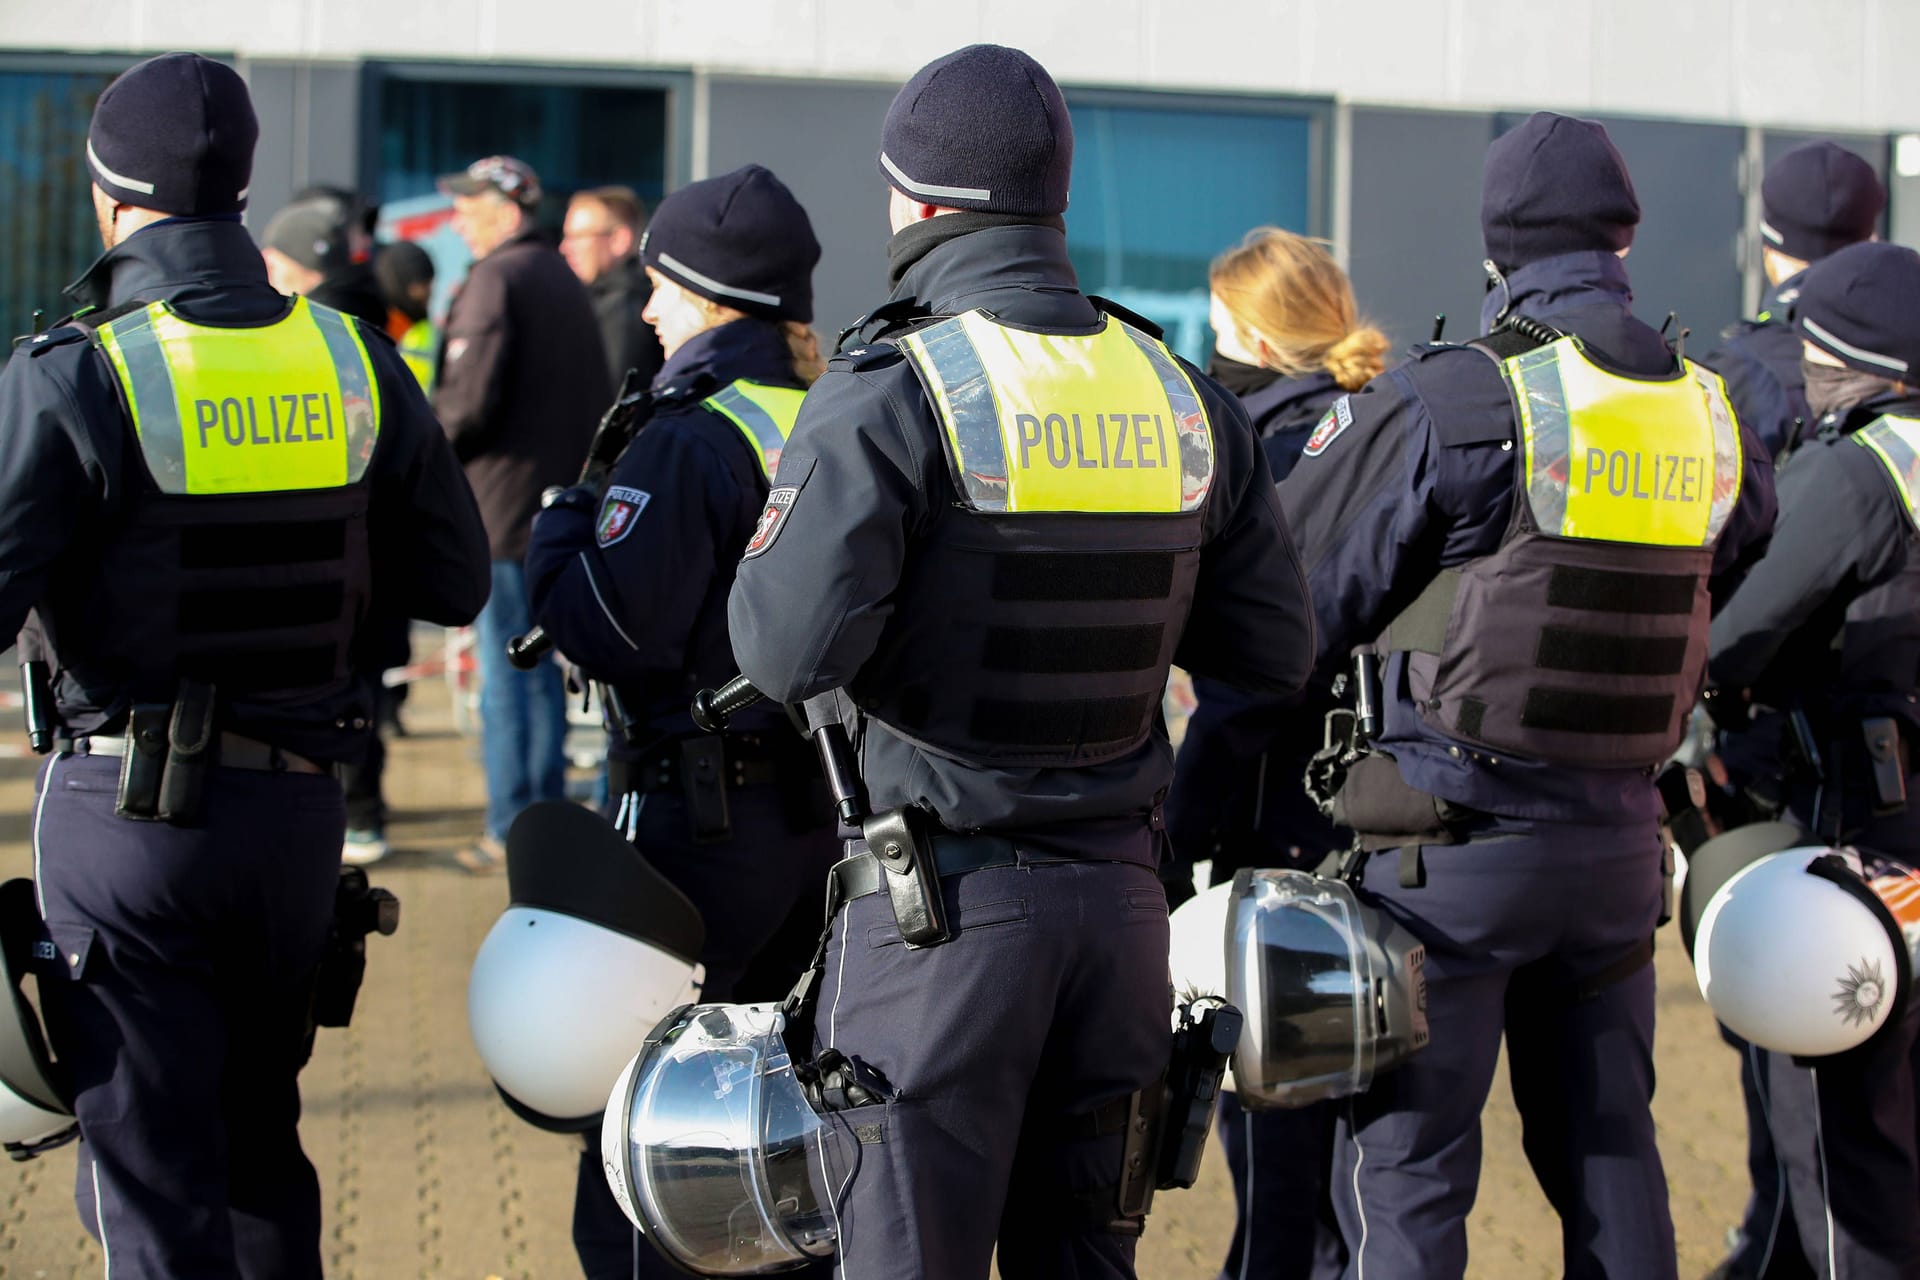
left=830, top=832, right=1069, bottom=902
left=68, top=731, right=329, bottom=777
left=610, top=737, right=789, bottom=794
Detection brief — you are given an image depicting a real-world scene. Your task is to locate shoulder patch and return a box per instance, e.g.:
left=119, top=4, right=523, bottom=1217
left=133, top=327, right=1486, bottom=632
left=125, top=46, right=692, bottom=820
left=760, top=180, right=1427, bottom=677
left=743, top=484, right=801, bottom=560
left=1302, top=396, right=1354, bottom=457
left=596, top=485, right=651, bottom=547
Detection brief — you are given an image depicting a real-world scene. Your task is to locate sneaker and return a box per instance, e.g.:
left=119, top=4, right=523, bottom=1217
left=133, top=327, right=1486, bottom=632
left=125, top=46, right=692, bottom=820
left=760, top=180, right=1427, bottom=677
left=343, top=829, right=389, bottom=866
left=454, top=833, right=507, bottom=875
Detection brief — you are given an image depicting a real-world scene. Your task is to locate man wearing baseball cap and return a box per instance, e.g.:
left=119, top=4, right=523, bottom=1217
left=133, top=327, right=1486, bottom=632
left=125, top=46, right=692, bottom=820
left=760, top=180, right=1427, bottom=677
left=433, top=153, right=611, bottom=871
left=1703, top=141, right=1886, bottom=460
left=1706, top=240, right=1920, bottom=1280
left=727, top=44, right=1314, bottom=1278
left=0, top=52, right=488, bottom=1274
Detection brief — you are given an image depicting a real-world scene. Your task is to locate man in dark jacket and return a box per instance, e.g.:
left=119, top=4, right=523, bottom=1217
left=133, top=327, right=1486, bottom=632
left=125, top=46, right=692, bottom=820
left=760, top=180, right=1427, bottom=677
left=561, top=185, right=664, bottom=387
left=436, top=155, right=612, bottom=867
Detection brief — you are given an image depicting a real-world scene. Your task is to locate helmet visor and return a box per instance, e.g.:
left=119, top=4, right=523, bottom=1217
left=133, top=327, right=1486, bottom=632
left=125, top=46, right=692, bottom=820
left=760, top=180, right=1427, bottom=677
left=618, top=1004, right=837, bottom=1274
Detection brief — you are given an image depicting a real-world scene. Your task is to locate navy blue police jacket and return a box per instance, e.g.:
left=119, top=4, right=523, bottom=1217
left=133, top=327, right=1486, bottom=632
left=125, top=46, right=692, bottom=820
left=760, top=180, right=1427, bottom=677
left=1709, top=390, right=1920, bottom=817
left=1700, top=272, right=1811, bottom=461
left=1165, top=366, right=1347, bottom=872
left=0, top=217, right=491, bottom=762
left=525, top=318, right=798, bottom=753
left=726, top=220, right=1316, bottom=862
left=1276, top=250, right=1777, bottom=825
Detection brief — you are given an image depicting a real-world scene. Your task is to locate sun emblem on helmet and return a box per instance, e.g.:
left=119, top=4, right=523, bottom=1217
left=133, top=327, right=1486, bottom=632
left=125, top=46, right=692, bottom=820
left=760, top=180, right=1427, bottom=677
left=1832, top=957, right=1888, bottom=1028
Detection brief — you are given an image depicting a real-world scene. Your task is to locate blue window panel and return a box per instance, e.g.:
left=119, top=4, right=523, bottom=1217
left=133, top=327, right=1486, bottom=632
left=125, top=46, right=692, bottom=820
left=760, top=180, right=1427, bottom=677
left=376, top=78, right=670, bottom=215
left=1066, top=101, right=1315, bottom=363
left=0, top=70, right=118, bottom=341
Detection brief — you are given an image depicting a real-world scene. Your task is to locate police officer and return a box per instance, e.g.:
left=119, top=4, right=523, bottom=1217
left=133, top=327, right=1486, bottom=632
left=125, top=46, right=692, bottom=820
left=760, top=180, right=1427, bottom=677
left=523, top=164, right=840, bottom=1280
left=1704, top=241, right=1920, bottom=1280
left=1701, top=141, right=1884, bottom=461
left=0, top=54, right=490, bottom=1277
left=1274, top=112, right=1777, bottom=1279
left=727, top=44, right=1315, bottom=1280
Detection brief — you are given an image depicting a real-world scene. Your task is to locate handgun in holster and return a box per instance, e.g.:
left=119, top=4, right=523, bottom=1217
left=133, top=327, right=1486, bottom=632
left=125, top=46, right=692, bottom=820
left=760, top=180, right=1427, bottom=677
left=1862, top=716, right=1907, bottom=816
left=861, top=805, right=950, bottom=948
left=1109, top=996, right=1244, bottom=1227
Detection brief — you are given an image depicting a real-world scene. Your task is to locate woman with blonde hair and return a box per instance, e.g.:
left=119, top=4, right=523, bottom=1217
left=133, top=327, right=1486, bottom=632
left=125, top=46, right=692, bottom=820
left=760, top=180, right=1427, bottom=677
left=1165, top=226, right=1391, bottom=1280
left=1206, top=226, right=1391, bottom=479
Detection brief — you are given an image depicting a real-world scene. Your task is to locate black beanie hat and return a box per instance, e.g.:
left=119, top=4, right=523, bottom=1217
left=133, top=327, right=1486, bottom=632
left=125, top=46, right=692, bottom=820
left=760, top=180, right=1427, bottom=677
left=1793, top=241, right=1920, bottom=382
left=87, top=52, right=257, bottom=217
left=879, top=44, right=1073, bottom=218
left=1762, top=141, right=1885, bottom=263
left=1481, top=112, right=1639, bottom=273
left=639, top=165, right=821, bottom=324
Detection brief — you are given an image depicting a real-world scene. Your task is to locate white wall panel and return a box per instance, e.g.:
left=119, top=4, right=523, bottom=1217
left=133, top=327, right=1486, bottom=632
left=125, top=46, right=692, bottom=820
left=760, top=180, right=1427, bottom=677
left=3, top=0, right=1918, bottom=131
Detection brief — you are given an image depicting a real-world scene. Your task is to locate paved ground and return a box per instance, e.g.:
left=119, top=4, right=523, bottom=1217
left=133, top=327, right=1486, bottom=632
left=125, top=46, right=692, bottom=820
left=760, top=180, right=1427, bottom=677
left=0, top=675, right=1750, bottom=1279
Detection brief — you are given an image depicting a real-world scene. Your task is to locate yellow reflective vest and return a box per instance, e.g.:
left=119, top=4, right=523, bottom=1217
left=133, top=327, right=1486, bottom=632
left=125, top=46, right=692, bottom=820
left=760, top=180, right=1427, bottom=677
left=703, top=379, right=805, bottom=482
left=95, top=296, right=381, bottom=496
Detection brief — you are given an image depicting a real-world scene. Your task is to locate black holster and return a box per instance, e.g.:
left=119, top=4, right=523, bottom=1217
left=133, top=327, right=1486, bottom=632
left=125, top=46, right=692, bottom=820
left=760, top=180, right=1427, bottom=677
left=679, top=736, right=732, bottom=843
left=861, top=806, right=950, bottom=948
left=1328, top=753, right=1462, bottom=852
left=115, top=680, right=216, bottom=824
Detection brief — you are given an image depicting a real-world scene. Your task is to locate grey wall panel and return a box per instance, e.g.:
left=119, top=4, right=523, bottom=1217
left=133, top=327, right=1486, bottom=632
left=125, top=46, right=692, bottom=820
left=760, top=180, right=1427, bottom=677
left=1577, top=114, right=1746, bottom=350
left=705, top=77, right=896, bottom=342
left=1347, top=107, right=1494, bottom=357
left=243, top=61, right=363, bottom=232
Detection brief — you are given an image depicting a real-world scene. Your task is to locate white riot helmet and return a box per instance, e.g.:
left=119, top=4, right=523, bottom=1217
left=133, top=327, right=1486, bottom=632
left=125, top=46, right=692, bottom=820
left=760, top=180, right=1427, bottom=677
left=601, top=1002, right=840, bottom=1275
left=1168, top=869, right=1428, bottom=1108
left=1694, top=844, right=1916, bottom=1058
left=468, top=801, right=705, bottom=1131
left=0, top=879, right=75, bottom=1157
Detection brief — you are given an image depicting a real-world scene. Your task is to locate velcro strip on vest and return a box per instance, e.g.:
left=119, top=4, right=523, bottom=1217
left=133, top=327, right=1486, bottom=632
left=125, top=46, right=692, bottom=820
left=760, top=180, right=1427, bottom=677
left=179, top=583, right=348, bottom=635
left=1520, top=687, right=1674, bottom=736
left=983, top=623, right=1165, bottom=675
left=1853, top=415, right=1920, bottom=533
left=181, top=644, right=338, bottom=691
left=1544, top=565, right=1696, bottom=615
left=970, top=693, right=1158, bottom=750
left=992, top=552, right=1176, bottom=602
left=180, top=520, right=349, bottom=570
left=1534, top=626, right=1689, bottom=676
left=898, top=308, right=1215, bottom=515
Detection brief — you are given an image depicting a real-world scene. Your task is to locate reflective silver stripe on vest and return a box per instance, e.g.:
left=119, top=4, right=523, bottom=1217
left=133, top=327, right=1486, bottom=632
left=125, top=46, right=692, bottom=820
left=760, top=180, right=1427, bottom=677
left=911, top=318, right=1009, bottom=510
left=1697, top=365, right=1743, bottom=544
left=1510, top=346, right=1572, bottom=535
left=101, top=306, right=189, bottom=490
left=705, top=383, right=787, bottom=480
left=908, top=315, right=1214, bottom=514
left=1855, top=415, right=1920, bottom=532
left=306, top=304, right=381, bottom=483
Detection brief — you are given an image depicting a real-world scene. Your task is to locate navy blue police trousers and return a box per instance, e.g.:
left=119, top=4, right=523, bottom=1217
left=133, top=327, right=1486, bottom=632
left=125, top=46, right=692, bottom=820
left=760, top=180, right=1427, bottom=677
left=1216, top=1090, right=1346, bottom=1280
left=807, top=850, right=1170, bottom=1280
left=1333, top=819, right=1676, bottom=1280
left=34, top=750, right=345, bottom=1279
left=572, top=777, right=840, bottom=1280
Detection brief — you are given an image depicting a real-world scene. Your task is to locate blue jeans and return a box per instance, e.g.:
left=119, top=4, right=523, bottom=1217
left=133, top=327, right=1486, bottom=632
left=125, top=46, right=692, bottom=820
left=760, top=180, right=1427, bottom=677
left=474, top=560, right=568, bottom=843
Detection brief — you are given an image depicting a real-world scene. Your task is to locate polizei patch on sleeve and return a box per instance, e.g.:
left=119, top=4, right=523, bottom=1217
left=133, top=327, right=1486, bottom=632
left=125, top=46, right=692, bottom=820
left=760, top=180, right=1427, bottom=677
left=1302, top=396, right=1354, bottom=457
left=596, top=486, right=652, bottom=547
left=743, top=485, right=800, bottom=559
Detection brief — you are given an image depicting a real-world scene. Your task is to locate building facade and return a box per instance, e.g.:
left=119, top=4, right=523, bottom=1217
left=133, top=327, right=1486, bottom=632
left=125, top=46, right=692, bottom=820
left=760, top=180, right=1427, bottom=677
left=4, top=1, right=1918, bottom=361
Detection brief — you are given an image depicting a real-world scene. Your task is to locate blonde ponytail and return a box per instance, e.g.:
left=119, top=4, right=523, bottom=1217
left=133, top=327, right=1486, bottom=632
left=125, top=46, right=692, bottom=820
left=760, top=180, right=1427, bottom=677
left=1209, top=227, right=1386, bottom=390
left=784, top=322, right=825, bottom=387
